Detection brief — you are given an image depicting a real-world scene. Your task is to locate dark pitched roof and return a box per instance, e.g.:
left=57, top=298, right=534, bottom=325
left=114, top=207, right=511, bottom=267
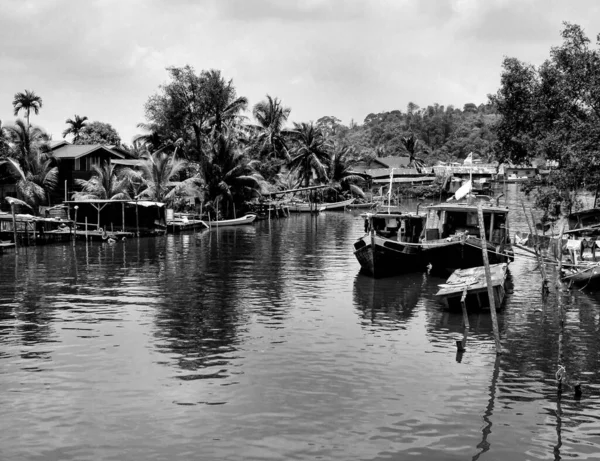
left=52, top=144, right=125, bottom=160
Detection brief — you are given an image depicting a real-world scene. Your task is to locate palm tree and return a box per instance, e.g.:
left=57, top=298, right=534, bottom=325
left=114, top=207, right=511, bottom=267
left=3, top=156, right=58, bottom=209
left=400, top=133, right=426, bottom=171
left=135, top=122, right=169, bottom=152
left=6, top=119, right=49, bottom=160
left=62, top=115, right=88, bottom=142
left=288, top=122, right=330, bottom=188
left=252, top=95, right=292, bottom=160
left=73, top=161, right=131, bottom=200
left=326, top=145, right=366, bottom=199
left=0, top=120, right=10, bottom=156
left=136, top=150, right=202, bottom=204
left=203, top=135, right=265, bottom=218
left=12, top=90, right=43, bottom=127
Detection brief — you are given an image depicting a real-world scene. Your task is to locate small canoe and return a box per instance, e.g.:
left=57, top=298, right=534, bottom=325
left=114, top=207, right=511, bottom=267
left=208, top=214, right=257, bottom=227
left=320, top=198, right=356, bottom=210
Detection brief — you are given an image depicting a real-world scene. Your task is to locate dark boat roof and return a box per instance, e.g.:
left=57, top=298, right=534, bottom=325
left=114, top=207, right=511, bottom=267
left=568, top=208, right=600, bottom=217
left=425, top=202, right=508, bottom=213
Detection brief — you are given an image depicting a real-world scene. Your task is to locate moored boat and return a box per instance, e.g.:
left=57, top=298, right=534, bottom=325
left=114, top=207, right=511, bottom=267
left=436, top=263, right=508, bottom=310
left=208, top=214, right=257, bottom=227
left=353, top=201, right=513, bottom=278
left=320, top=198, right=356, bottom=210
left=353, top=210, right=426, bottom=277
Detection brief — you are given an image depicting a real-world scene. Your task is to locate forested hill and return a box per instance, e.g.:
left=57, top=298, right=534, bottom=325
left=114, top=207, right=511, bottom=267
left=318, top=102, right=499, bottom=165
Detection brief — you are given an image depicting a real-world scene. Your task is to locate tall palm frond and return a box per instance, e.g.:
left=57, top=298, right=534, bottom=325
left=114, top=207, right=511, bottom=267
left=252, top=95, right=292, bottom=162
left=400, top=133, right=426, bottom=172
left=73, top=161, right=131, bottom=200
left=12, top=90, right=43, bottom=126
left=288, top=122, right=330, bottom=188
left=136, top=150, right=201, bottom=204
left=62, top=115, right=89, bottom=142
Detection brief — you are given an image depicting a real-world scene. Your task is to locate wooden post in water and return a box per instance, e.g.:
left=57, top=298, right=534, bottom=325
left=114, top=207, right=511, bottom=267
left=73, top=206, right=78, bottom=245
left=135, top=199, right=140, bottom=237
left=521, top=202, right=548, bottom=290
left=122, top=202, right=125, bottom=232
left=477, top=203, right=502, bottom=354
left=85, top=217, right=88, bottom=241
left=10, top=202, right=18, bottom=251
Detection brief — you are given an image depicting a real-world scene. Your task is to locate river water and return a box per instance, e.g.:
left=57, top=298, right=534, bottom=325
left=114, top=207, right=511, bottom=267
left=2, top=185, right=600, bottom=460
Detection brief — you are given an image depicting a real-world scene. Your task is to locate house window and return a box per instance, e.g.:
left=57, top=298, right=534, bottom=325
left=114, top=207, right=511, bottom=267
left=75, top=158, right=80, bottom=170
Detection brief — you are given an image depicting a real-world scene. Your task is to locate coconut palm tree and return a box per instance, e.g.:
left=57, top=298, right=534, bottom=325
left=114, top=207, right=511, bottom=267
left=0, top=120, right=10, bottom=156
left=136, top=150, right=202, bottom=204
left=326, top=145, right=366, bottom=199
left=3, top=156, right=58, bottom=209
left=62, top=115, right=88, bottom=142
left=12, top=90, right=43, bottom=127
left=400, top=133, right=426, bottom=171
left=203, top=135, right=265, bottom=218
left=252, top=95, right=292, bottom=160
left=73, top=161, right=131, bottom=200
left=6, top=119, right=49, bottom=160
left=288, top=122, right=330, bottom=188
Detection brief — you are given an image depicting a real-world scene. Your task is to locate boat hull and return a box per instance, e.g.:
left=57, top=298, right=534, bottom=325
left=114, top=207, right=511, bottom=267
left=354, top=235, right=513, bottom=277
left=422, top=238, right=513, bottom=274
left=208, top=214, right=257, bottom=227
left=353, top=235, right=424, bottom=277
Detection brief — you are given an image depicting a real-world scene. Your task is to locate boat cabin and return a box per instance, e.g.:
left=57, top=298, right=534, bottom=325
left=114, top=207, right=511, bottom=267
left=365, top=212, right=425, bottom=243
left=567, top=208, right=600, bottom=233
left=423, top=204, right=509, bottom=244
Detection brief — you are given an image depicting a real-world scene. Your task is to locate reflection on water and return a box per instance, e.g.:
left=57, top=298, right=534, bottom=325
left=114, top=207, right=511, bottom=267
left=1, top=189, right=600, bottom=459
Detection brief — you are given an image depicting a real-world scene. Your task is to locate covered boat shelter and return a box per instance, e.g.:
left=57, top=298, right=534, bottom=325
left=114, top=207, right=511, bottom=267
left=63, top=200, right=166, bottom=236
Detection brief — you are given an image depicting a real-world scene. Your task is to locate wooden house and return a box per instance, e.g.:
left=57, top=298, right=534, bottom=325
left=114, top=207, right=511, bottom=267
left=49, top=141, right=125, bottom=202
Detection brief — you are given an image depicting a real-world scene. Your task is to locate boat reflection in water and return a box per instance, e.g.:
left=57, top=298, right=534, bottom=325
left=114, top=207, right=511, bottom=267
left=352, top=272, right=426, bottom=329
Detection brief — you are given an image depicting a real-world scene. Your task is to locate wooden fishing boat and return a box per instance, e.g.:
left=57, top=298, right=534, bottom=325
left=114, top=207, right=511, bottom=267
left=436, top=263, right=508, bottom=310
left=353, top=201, right=513, bottom=278
left=353, top=210, right=426, bottom=277
left=420, top=202, right=514, bottom=274
left=208, top=214, right=257, bottom=227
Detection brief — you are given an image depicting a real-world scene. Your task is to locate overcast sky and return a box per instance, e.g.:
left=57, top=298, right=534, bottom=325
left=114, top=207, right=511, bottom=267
left=1, top=0, right=599, bottom=145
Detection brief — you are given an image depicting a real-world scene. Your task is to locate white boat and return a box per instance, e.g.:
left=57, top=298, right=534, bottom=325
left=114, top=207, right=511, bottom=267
left=321, top=198, right=356, bottom=210
left=288, top=198, right=355, bottom=212
left=287, top=201, right=326, bottom=213
left=208, top=214, right=257, bottom=227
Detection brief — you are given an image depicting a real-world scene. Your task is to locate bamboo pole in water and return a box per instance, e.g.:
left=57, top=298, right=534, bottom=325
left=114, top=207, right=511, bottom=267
left=521, top=202, right=548, bottom=290
left=10, top=202, right=18, bottom=251
left=73, top=206, right=78, bottom=245
left=477, top=203, right=501, bottom=353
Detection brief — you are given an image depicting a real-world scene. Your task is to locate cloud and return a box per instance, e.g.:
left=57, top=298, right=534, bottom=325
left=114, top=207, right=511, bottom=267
left=0, top=0, right=599, bottom=143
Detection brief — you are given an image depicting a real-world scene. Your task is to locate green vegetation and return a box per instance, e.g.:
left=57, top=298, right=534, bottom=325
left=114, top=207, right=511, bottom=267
left=491, top=22, right=600, bottom=220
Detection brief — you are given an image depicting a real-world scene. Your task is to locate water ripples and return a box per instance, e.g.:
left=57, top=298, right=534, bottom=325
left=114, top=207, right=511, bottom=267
left=2, top=192, right=600, bottom=459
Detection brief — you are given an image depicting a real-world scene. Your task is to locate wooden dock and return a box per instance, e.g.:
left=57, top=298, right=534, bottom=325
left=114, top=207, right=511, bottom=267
left=0, top=241, right=15, bottom=254
left=436, top=263, right=508, bottom=310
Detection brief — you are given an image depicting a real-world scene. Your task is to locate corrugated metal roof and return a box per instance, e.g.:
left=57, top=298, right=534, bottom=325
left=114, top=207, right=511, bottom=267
left=366, top=167, right=421, bottom=177
left=376, top=156, right=410, bottom=168
left=52, top=145, right=125, bottom=160
left=373, top=176, right=436, bottom=184
left=112, top=159, right=143, bottom=167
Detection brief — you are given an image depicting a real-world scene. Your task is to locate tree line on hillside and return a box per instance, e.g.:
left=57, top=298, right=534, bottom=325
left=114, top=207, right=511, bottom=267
left=3, top=21, right=595, bottom=220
